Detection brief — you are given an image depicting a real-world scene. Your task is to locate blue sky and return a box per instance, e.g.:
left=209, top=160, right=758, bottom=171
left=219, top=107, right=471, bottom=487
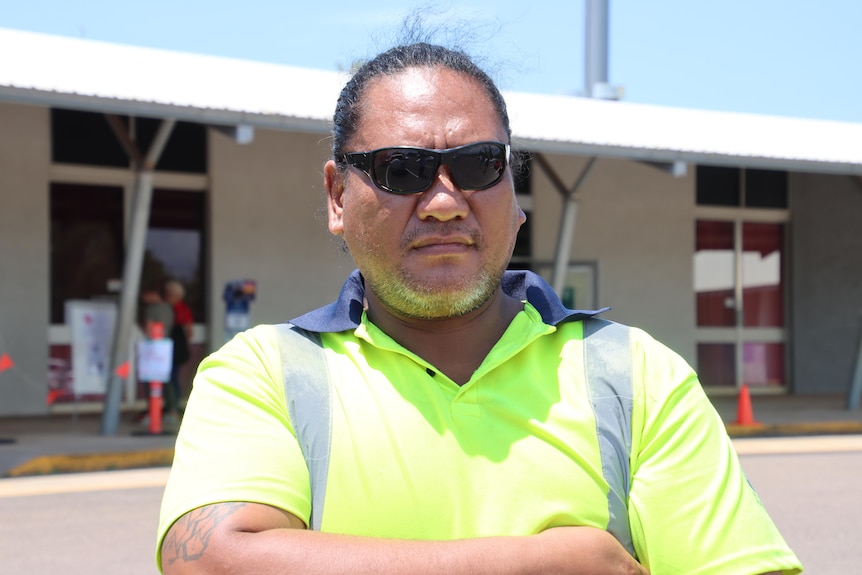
left=3, top=0, right=861, bottom=123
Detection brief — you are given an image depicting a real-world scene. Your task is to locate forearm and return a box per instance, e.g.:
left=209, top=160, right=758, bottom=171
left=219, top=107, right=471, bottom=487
left=234, top=529, right=642, bottom=575
left=161, top=504, right=645, bottom=575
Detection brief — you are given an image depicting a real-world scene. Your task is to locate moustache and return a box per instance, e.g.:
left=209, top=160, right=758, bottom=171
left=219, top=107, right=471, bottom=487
left=401, top=223, right=482, bottom=250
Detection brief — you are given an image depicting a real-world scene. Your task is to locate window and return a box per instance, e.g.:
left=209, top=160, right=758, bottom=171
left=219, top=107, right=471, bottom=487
left=697, top=166, right=740, bottom=206
left=51, top=109, right=207, bottom=173
left=49, top=185, right=207, bottom=324
left=696, top=165, right=787, bottom=208
left=694, top=164, right=788, bottom=389
left=143, top=189, right=207, bottom=320
left=745, top=170, right=788, bottom=208
left=52, top=109, right=128, bottom=168
left=513, top=151, right=532, bottom=196
left=511, top=151, right=532, bottom=262
left=50, top=184, right=125, bottom=323
left=694, top=220, right=735, bottom=327
left=50, top=108, right=209, bottom=324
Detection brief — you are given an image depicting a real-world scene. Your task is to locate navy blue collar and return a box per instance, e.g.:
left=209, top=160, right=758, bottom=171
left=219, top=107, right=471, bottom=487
left=290, top=269, right=608, bottom=333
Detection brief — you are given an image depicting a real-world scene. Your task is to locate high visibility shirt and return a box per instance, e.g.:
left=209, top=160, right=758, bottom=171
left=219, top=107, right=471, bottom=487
left=157, top=270, right=802, bottom=574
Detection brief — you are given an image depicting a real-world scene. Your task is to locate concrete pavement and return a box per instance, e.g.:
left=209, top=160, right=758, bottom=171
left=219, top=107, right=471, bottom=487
left=1, top=393, right=861, bottom=478
left=0, top=411, right=176, bottom=477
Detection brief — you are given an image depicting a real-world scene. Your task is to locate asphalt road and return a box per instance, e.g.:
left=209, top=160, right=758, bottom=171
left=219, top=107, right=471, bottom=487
left=1, top=437, right=860, bottom=575
left=1, top=469, right=169, bottom=575
left=736, top=436, right=862, bottom=575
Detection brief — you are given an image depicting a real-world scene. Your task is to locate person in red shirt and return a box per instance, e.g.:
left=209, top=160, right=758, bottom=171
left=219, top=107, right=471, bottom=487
left=164, top=279, right=193, bottom=422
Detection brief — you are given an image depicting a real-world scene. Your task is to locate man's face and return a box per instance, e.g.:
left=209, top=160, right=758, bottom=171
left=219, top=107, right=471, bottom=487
left=326, top=66, right=526, bottom=320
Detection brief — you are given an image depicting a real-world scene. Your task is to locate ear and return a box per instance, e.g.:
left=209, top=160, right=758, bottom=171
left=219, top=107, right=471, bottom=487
left=324, top=160, right=345, bottom=236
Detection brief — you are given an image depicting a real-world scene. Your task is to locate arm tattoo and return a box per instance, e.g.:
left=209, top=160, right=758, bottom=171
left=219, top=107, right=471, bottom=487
left=163, top=502, right=248, bottom=566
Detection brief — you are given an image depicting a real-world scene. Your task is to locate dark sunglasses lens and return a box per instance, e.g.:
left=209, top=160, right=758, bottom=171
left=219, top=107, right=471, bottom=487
left=373, top=150, right=438, bottom=194
left=450, top=143, right=507, bottom=190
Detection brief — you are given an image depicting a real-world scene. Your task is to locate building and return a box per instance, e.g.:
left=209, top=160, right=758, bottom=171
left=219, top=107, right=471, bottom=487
left=2, top=27, right=862, bottom=417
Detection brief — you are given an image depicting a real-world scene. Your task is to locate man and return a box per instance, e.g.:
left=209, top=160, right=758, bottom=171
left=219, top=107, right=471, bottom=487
left=157, top=43, right=802, bottom=574
left=141, top=285, right=174, bottom=339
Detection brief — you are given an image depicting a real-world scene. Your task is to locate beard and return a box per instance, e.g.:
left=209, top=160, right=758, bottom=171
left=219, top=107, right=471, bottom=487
left=367, top=260, right=505, bottom=320
left=358, top=223, right=513, bottom=320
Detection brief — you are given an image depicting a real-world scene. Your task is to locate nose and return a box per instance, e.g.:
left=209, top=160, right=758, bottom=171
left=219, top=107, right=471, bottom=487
left=415, top=168, right=470, bottom=222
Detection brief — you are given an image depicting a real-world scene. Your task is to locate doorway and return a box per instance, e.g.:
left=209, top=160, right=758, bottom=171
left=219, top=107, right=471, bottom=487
left=694, top=218, right=787, bottom=390
left=694, top=164, right=790, bottom=391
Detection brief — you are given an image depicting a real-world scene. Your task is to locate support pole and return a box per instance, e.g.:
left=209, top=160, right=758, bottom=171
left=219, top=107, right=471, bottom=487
left=550, top=158, right=596, bottom=295
left=847, top=311, right=862, bottom=410
left=552, top=196, right=579, bottom=296
left=101, top=119, right=175, bottom=436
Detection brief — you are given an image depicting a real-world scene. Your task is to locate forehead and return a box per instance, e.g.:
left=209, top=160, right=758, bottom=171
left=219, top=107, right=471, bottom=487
left=352, top=67, right=506, bottom=148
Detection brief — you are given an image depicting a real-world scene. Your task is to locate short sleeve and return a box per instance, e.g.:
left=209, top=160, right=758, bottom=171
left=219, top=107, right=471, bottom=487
left=627, top=330, right=802, bottom=575
left=156, top=325, right=312, bottom=562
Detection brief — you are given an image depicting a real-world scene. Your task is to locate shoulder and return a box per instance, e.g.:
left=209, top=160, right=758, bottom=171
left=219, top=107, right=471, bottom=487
left=209, top=323, right=281, bottom=356
left=198, top=325, right=284, bottom=389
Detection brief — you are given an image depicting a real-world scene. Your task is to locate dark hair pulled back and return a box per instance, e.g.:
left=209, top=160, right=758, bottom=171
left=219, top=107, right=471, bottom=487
left=331, top=43, right=511, bottom=162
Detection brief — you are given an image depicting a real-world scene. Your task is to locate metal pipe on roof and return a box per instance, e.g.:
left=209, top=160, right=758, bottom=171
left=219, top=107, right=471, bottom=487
left=585, top=0, right=609, bottom=98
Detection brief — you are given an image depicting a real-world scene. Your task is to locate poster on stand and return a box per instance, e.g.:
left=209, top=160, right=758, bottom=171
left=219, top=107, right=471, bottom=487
left=136, top=339, right=173, bottom=383
left=65, top=300, right=117, bottom=395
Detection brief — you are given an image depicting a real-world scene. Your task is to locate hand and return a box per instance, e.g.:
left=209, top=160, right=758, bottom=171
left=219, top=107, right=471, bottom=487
left=538, top=526, right=649, bottom=575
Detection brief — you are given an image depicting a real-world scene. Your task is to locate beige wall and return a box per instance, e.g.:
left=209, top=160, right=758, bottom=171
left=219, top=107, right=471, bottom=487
left=208, top=128, right=354, bottom=347
left=530, top=154, right=698, bottom=364
left=209, top=133, right=697, bottom=364
left=0, top=103, right=51, bottom=414
left=208, top=134, right=699, bottom=364
left=790, top=172, right=862, bottom=393
left=6, top=102, right=834, bottom=416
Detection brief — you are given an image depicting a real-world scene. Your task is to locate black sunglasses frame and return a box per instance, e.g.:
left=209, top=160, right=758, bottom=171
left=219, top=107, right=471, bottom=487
left=339, top=141, right=511, bottom=195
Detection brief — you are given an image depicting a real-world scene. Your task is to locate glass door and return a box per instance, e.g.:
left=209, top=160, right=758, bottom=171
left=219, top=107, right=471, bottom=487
left=694, top=219, right=786, bottom=389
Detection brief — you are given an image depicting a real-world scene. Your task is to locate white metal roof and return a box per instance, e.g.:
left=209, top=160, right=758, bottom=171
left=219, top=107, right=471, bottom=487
left=3, top=27, right=862, bottom=175
left=0, top=27, right=347, bottom=133
left=506, top=92, right=862, bottom=174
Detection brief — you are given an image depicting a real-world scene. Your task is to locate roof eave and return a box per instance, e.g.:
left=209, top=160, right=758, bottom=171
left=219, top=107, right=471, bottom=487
left=0, top=85, right=334, bottom=135
left=513, top=137, right=862, bottom=176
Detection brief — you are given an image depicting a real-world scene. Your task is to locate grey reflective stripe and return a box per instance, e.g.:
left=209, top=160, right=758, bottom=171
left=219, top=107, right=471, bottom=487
left=583, top=318, right=635, bottom=556
left=275, top=323, right=331, bottom=531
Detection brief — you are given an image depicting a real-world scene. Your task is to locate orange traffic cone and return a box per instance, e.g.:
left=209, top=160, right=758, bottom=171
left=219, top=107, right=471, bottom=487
left=734, top=384, right=761, bottom=426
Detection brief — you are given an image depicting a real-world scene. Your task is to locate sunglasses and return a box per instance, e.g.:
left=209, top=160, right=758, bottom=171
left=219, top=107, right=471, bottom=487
left=339, top=141, right=511, bottom=195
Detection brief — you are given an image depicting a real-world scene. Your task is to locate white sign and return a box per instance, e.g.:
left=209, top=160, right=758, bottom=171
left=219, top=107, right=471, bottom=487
left=136, top=339, right=173, bottom=383
left=66, top=300, right=117, bottom=395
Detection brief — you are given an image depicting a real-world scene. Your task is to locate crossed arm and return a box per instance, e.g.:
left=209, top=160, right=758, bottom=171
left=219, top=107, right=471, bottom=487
left=161, top=501, right=649, bottom=575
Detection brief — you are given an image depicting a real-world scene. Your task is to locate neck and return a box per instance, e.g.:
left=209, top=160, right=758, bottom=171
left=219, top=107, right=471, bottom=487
left=365, top=288, right=523, bottom=385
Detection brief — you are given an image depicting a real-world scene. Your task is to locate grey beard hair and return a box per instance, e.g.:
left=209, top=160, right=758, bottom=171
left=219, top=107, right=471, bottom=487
left=369, top=264, right=501, bottom=320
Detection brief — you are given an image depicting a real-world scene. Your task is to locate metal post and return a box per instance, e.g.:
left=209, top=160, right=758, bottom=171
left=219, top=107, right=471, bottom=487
left=847, top=311, right=862, bottom=410
left=585, top=0, right=609, bottom=98
left=101, top=119, right=175, bottom=435
left=734, top=219, right=745, bottom=390
left=551, top=158, right=596, bottom=295
left=552, top=198, right=578, bottom=296
left=101, top=170, right=155, bottom=435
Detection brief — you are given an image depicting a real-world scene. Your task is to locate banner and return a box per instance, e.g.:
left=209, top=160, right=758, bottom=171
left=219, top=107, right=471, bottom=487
left=136, top=339, right=173, bottom=383
left=65, top=300, right=117, bottom=395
